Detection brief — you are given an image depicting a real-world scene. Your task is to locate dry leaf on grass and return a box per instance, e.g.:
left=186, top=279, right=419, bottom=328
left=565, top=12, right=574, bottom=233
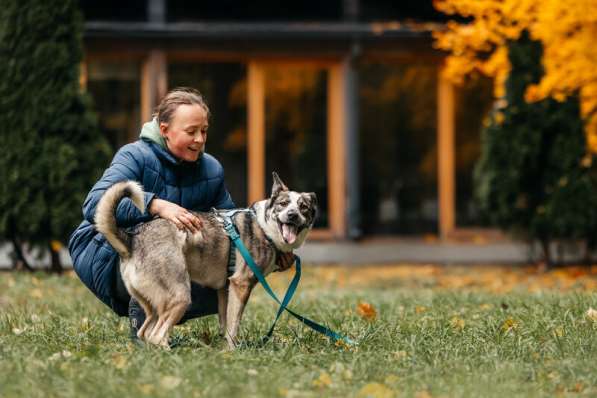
left=312, top=371, right=332, bottom=388
left=450, top=316, right=466, bottom=331
left=111, top=354, right=128, bottom=369
left=502, top=317, right=519, bottom=332
left=357, top=302, right=377, bottom=320
left=357, top=382, right=394, bottom=398
left=586, top=307, right=597, bottom=321
left=160, top=375, right=182, bottom=390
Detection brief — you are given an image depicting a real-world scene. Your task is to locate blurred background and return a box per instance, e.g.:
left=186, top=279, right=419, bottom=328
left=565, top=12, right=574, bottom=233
left=2, top=0, right=596, bottom=269
left=80, top=0, right=492, bottom=238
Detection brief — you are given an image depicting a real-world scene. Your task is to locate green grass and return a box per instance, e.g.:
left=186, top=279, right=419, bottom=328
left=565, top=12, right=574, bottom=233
left=1, top=268, right=597, bottom=398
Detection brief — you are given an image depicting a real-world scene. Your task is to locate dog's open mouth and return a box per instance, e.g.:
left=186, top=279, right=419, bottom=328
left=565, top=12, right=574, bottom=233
left=279, top=222, right=301, bottom=245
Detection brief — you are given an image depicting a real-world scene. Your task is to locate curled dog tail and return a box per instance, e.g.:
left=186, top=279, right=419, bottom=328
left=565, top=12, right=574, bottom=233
left=94, top=181, right=145, bottom=258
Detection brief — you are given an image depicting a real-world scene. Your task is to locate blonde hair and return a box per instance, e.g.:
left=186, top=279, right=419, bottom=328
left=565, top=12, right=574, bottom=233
left=153, top=87, right=210, bottom=124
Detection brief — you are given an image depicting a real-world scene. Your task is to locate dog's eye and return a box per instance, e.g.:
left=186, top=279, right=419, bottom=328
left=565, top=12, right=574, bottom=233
left=278, top=200, right=290, bottom=206
left=299, top=203, right=309, bottom=211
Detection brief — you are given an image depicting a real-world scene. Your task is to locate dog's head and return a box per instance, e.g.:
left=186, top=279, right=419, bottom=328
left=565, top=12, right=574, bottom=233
left=264, top=172, right=317, bottom=250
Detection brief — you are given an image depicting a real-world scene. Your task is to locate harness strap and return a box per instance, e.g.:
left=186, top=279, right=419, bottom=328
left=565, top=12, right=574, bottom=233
left=220, top=210, right=354, bottom=345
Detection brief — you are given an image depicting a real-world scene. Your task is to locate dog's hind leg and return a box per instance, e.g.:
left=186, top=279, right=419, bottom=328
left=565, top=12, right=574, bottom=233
left=127, top=286, right=157, bottom=341
left=134, top=297, right=156, bottom=340
left=149, top=297, right=190, bottom=347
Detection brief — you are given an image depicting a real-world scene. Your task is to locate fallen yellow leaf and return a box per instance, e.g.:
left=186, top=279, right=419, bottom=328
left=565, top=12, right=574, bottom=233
left=160, top=375, right=182, bottom=390
left=137, top=384, right=154, bottom=395
left=450, top=316, right=466, bottom=331
left=312, top=372, right=332, bottom=388
left=357, top=382, right=394, bottom=398
left=112, top=354, right=128, bottom=369
left=586, top=307, right=597, bottom=321
left=384, top=374, right=399, bottom=385
left=502, top=317, right=519, bottom=332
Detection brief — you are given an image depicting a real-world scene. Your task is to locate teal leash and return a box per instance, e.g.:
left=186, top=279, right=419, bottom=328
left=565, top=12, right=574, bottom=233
left=221, top=212, right=354, bottom=346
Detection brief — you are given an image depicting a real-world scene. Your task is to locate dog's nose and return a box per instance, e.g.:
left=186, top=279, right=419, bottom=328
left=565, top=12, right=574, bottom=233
left=287, top=209, right=299, bottom=221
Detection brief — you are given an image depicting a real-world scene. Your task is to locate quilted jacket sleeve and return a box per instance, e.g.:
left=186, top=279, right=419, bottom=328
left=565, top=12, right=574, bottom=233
left=82, top=144, right=155, bottom=227
left=213, top=169, right=236, bottom=210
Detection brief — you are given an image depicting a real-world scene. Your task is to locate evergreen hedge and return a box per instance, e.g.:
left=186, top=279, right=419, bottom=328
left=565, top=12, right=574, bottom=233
left=474, top=32, right=597, bottom=265
left=0, top=0, right=111, bottom=271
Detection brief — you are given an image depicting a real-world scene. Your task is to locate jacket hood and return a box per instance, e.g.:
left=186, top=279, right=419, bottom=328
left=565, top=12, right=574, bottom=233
left=139, top=118, right=167, bottom=149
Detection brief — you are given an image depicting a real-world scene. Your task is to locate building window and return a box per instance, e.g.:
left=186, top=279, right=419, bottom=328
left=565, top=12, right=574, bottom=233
left=359, top=0, right=451, bottom=22
left=168, top=62, right=248, bottom=207
left=79, top=0, right=147, bottom=21
left=263, top=65, right=329, bottom=228
left=359, top=62, right=438, bottom=234
left=87, top=60, right=141, bottom=151
left=166, top=0, right=342, bottom=22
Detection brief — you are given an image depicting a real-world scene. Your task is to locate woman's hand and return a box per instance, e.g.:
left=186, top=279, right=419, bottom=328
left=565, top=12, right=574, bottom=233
left=276, top=251, right=295, bottom=272
left=149, top=198, right=202, bottom=233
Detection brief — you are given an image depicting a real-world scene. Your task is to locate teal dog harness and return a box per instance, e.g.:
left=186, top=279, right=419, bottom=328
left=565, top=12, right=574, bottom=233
left=218, top=209, right=354, bottom=345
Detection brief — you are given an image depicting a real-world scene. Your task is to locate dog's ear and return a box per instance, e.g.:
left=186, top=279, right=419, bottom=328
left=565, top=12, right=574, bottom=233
left=271, top=172, right=289, bottom=198
left=307, top=192, right=318, bottom=220
left=307, top=192, right=318, bottom=208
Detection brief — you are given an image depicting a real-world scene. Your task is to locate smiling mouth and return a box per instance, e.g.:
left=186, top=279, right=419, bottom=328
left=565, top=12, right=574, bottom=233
left=278, top=221, right=301, bottom=244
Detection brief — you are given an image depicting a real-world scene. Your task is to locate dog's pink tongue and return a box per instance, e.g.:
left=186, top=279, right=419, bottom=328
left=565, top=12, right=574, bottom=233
left=282, top=224, right=297, bottom=244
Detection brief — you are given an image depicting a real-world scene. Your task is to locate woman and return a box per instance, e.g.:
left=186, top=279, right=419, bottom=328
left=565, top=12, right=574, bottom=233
left=68, top=87, right=293, bottom=339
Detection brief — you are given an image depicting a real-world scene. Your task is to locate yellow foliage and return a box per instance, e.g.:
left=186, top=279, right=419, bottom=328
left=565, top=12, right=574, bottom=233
left=433, top=0, right=597, bottom=147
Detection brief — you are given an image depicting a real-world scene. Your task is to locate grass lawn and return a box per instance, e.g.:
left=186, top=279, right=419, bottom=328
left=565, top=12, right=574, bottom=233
left=1, top=264, right=597, bottom=397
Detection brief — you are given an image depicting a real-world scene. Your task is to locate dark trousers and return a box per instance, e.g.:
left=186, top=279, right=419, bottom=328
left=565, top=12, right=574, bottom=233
left=114, top=266, right=219, bottom=324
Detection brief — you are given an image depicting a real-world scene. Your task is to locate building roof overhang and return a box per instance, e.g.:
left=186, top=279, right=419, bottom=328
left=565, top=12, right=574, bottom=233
left=84, top=21, right=443, bottom=40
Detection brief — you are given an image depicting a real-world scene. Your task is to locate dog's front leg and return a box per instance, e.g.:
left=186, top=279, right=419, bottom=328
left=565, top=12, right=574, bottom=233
left=217, top=286, right=228, bottom=337
left=225, top=275, right=255, bottom=349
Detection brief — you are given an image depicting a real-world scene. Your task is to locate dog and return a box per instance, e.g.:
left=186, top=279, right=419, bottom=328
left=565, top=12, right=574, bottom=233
left=95, top=172, right=317, bottom=349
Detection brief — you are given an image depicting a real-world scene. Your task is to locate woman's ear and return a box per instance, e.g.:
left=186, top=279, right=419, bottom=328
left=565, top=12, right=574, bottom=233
left=159, top=122, right=169, bottom=138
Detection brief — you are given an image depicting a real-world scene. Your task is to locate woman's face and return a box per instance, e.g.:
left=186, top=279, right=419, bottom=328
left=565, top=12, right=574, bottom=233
left=160, top=104, right=208, bottom=162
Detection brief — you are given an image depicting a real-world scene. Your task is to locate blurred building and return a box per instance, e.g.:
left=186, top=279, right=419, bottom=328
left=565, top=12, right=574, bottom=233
left=80, top=0, right=494, bottom=241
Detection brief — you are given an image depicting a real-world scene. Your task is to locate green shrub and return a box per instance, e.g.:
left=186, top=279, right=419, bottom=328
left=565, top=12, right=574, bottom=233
left=0, top=0, right=111, bottom=270
left=474, top=32, right=597, bottom=265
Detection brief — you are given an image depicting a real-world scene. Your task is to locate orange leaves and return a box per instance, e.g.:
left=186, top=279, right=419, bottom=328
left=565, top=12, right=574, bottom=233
left=433, top=0, right=597, bottom=143
left=309, top=264, right=597, bottom=294
left=357, top=302, right=377, bottom=321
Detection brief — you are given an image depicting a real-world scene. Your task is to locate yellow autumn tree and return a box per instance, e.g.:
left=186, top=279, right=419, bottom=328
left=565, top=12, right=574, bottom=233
left=433, top=0, right=597, bottom=150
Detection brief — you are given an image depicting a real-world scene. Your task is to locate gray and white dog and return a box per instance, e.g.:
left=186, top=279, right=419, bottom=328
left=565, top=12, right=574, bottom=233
left=95, top=172, right=317, bottom=349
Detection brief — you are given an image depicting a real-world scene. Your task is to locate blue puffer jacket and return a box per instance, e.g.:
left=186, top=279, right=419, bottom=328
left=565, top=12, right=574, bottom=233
left=68, top=128, right=235, bottom=316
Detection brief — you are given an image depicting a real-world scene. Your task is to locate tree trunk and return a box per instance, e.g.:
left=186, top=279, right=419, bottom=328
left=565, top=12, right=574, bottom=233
left=584, top=240, right=594, bottom=267
left=49, top=243, right=63, bottom=274
left=540, top=239, right=553, bottom=270
left=10, top=237, right=33, bottom=271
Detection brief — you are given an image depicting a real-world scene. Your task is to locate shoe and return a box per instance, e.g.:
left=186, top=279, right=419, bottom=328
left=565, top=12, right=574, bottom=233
left=128, top=297, right=146, bottom=342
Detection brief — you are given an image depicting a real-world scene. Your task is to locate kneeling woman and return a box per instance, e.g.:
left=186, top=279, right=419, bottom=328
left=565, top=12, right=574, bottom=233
left=68, top=87, right=293, bottom=340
